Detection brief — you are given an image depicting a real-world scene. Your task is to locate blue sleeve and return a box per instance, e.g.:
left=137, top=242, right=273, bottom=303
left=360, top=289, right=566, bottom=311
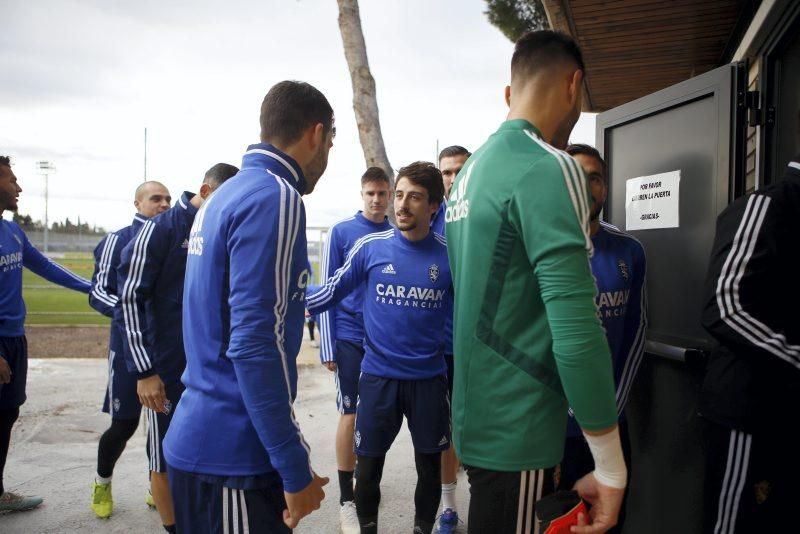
left=89, top=234, right=120, bottom=317
left=22, top=233, right=91, bottom=294
left=318, top=227, right=344, bottom=363
left=119, top=221, right=165, bottom=378
left=306, top=239, right=368, bottom=316
left=616, top=244, right=648, bottom=415
left=227, top=191, right=313, bottom=494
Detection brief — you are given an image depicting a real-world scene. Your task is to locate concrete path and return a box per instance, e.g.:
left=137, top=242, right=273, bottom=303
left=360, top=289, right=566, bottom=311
left=1, top=351, right=470, bottom=533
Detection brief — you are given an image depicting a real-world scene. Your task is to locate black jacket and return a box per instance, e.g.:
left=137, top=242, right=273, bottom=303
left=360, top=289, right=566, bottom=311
left=700, top=156, right=800, bottom=433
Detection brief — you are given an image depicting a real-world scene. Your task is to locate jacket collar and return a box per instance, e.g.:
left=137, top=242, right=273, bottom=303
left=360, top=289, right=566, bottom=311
left=241, top=143, right=307, bottom=194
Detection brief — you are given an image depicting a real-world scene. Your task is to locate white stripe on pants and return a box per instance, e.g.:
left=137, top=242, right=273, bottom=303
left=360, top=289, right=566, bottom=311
left=714, top=429, right=753, bottom=534
left=223, top=487, right=251, bottom=534
left=516, top=469, right=545, bottom=534
left=146, top=408, right=161, bottom=472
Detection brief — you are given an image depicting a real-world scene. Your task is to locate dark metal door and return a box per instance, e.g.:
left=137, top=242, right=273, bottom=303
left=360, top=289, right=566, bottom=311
left=763, top=5, right=800, bottom=183
left=596, top=63, right=747, bottom=533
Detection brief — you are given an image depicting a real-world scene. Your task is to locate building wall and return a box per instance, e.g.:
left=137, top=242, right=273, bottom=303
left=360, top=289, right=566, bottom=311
left=746, top=58, right=760, bottom=193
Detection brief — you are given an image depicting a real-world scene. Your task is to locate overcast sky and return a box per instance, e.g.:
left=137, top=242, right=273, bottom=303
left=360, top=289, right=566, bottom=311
left=0, top=0, right=596, bottom=231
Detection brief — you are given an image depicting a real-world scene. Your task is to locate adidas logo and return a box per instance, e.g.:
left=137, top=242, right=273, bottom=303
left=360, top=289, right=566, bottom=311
left=381, top=264, right=396, bottom=275
left=438, top=436, right=449, bottom=446
left=181, top=239, right=190, bottom=249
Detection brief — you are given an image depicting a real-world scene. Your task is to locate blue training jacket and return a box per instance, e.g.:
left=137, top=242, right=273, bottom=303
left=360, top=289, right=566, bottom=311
left=1, top=219, right=90, bottom=337
left=89, top=215, right=147, bottom=356
left=118, top=192, right=198, bottom=384
left=307, top=227, right=451, bottom=380
left=163, top=145, right=313, bottom=493
left=567, top=222, right=647, bottom=437
left=318, top=211, right=392, bottom=363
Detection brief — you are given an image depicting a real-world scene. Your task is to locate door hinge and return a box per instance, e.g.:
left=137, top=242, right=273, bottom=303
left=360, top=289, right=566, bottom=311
left=746, top=90, right=762, bottom=127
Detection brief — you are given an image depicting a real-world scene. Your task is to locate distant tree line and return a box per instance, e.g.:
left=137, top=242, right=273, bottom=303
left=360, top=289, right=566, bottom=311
left=12, top=212, right=106, bottom=235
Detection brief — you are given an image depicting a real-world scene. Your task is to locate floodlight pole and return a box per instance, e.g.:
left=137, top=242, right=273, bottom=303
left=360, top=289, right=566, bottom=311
left=36, top=160, right=55, bottom=254
left=44, top=172, right=49, bottom=252
left=144, top=127, right=148, bottom=181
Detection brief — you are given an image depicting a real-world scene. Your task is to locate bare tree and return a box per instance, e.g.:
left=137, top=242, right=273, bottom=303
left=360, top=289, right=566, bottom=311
left=336, top=0, right=393, bottom=181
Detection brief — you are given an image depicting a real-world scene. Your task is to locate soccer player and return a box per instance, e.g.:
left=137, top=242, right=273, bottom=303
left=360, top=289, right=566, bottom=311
left=306, top=315, right=318, bottom=348
left=445, top=31, right=626, bottom=533
left=431, top=145, right=470, bottom=533
left=700, top=155, right=800, bottom=532
left=317, top=166, right=391, bottom=533
left=0, top=155, right=91, bottom=513
left=118, top=163, right=237, bottom=533
left=163, top=81, right=333, bottom=533
left=89, top=180, right=171, bottom=518
left=307, top=161, right=452, bottom=534
left=559, top=144, right=647, bottom=527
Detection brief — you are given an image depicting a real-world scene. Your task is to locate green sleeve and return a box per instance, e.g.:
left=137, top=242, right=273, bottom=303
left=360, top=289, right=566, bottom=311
left=508, top=154, right=618, bottom=431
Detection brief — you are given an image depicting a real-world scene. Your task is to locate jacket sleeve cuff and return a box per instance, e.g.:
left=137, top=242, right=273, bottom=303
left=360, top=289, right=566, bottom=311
left=273, top=450, right=314, bottom=493
left=137, top=368, right=157, bottom=380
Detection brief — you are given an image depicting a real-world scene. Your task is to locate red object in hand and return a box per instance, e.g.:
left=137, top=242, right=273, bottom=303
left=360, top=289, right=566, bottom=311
left=536, top=490, right=588, bottom=533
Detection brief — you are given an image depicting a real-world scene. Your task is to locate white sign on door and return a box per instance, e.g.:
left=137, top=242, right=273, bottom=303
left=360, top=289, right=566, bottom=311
left=625, top=170, right=680, bottom=231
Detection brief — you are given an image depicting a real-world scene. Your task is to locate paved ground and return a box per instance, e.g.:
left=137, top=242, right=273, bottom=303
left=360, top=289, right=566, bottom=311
left=1, top=344, right=470, bottom=533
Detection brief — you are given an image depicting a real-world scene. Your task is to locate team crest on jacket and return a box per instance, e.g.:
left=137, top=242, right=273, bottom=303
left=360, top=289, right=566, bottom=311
left=428, top=264, right=439, bottom=283
left=617, top=259, right=629, bottom=281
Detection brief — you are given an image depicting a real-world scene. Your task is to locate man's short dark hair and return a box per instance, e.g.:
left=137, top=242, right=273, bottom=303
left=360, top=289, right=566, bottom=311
left=0, top=156, right=10, bottom=168
left=566, top=143, right=607, bottom=180
left=361, top=167, right=390, bottom=186
left=204, top=163, right=239, bottom=188
left=438, top=146, right=471, bottom=163
left=396, top=161, right=444, bottom=206
left=260, top=81, right=334, bottom=147
left=511, top=30, right=585, bottom=83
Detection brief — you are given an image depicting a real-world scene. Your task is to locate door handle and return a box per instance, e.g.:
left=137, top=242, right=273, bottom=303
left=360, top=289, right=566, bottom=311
left=645, top=340, right=707, bottom=364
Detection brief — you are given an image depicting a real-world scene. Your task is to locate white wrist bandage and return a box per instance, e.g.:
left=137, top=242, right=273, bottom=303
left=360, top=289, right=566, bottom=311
left=583, top=427, right=628, bottom=489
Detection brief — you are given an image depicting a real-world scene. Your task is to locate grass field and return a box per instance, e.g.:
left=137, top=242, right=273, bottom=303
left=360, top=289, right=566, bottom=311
left=24, top=253, right=323, bottom=326
left=24, top=252, right=109, bottom=326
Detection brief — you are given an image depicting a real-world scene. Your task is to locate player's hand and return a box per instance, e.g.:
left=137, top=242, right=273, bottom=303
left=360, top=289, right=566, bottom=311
left=0, top=356, right=11, bottom=384
left=323, top=361, right=337, bottom=372
left=283, top=472, right=329, bottom=528
left=570, top=472, right=624, bottom=533
left=137, top=374, right=168, bottom=413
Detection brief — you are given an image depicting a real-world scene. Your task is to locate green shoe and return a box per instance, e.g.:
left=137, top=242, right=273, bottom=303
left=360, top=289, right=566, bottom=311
left=145, top=489, right=155, bottom=509
left=0, top=491, right=43, bottom=513
left=91, top=481, right=113, bottom=518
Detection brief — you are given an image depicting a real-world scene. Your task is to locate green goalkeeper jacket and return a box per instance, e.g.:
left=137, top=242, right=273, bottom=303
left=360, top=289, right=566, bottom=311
left=445, top=119, right=618, bottom=471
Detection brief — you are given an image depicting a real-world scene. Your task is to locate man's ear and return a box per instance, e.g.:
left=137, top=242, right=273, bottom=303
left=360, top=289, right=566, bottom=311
left=504, top=85, right=511, bottom=107
left=568, top=69, right=584, bottom=107
left=308, top=122, right=324, bottom=152
left=199, top=183, right=212, bottom=199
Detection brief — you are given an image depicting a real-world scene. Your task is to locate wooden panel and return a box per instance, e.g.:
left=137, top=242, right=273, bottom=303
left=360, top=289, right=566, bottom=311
left=543, top=0, right=754, bottom=111
left=576, top=4, right=742, bottom=27
left=570, top=0, right=735, bottom=16
left=745, top=62, right=760, bottom=192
